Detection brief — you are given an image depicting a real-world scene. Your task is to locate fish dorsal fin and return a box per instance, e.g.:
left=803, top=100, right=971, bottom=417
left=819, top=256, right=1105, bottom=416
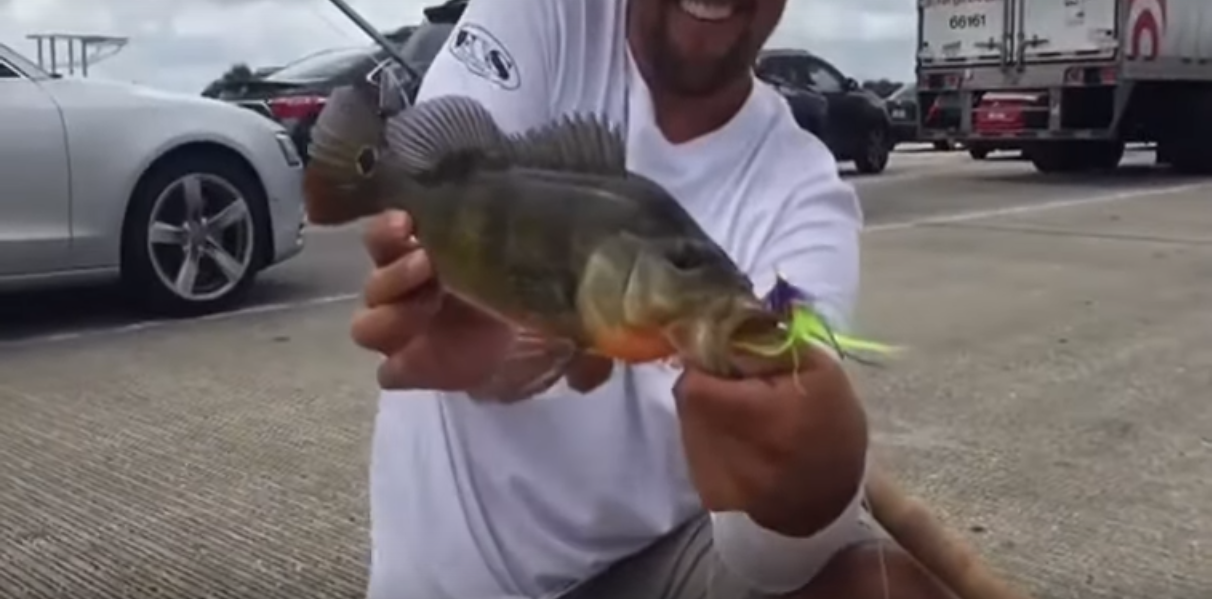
left=383, top=94, right=509, bottom=176
left=505, top=114, right=627, bottom=175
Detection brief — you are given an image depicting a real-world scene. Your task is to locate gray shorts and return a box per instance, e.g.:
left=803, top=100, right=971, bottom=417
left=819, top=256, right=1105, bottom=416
left=557, top=509, right=890, bottom=599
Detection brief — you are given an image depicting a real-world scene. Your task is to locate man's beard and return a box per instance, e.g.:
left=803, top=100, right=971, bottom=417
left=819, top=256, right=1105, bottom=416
left=645, top=17, right=754, bottom=97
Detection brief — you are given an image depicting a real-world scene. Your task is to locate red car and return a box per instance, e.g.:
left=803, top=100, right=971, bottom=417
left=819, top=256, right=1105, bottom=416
left=967, top=92, right=1037, bottom=159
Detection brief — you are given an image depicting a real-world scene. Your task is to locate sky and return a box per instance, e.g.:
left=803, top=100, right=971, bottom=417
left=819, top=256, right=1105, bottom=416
left=0, top=0, right=916, bottom=94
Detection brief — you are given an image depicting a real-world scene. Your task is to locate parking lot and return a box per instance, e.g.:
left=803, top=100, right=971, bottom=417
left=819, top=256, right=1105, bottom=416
left=1, top=147, right=1209, bottom=598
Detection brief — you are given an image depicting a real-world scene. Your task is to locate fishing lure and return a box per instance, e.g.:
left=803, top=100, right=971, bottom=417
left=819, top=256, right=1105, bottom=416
left=742, top=274, right=902, bottom=368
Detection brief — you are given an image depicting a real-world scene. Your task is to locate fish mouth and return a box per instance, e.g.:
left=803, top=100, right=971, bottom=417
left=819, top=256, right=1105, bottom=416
left=662, top=294, right=785, bottom=376
left=725, top=302, right=785, bottom=349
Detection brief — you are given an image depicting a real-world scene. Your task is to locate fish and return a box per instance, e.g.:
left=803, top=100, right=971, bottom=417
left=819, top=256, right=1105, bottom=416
left=303, top=82, right=897, bottom=396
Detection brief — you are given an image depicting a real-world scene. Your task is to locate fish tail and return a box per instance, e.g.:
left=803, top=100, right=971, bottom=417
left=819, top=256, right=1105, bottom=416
left=303, top=84, right=402, bottom=226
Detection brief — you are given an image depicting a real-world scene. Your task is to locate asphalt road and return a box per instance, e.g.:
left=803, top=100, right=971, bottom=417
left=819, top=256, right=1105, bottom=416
left=1, top=146, right=1209, bottom=599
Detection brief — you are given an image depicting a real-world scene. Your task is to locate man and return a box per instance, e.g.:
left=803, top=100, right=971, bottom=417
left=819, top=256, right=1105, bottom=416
left=350, top=0, right=952, bottom=597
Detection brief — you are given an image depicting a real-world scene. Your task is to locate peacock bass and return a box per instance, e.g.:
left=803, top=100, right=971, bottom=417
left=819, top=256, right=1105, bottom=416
left=302, top=80, right=897, bottom=396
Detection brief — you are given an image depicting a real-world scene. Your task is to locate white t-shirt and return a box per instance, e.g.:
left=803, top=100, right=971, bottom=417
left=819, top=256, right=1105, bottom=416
left=367, top=1, right=864, bottom=598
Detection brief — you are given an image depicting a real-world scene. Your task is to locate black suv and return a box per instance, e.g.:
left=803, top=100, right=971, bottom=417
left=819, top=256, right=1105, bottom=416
left=213, top=1, right=467, bottom=161
left=755, top=49, right=892, bottom=174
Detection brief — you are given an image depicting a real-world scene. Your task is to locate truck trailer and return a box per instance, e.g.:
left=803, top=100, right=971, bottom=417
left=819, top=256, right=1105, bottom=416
left=915, top=0, right=1212, bottom=173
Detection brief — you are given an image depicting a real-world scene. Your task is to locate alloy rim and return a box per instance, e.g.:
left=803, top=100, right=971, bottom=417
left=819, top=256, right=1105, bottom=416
left=146, top=173, right=255, bottom=302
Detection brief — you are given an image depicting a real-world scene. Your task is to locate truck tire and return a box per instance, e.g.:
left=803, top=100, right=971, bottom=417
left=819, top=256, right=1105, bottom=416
left=968, top=145, right=991, bottom=160
left=1027, top=144, right=1087, bottom=173
left=1158, top=89, right=1212, bottom=174
left=1162, top=133, right=1212, bottom=174
left=1156, top=142, right=1174, bottom=166
left=1164, top=141, right=1212, bottom=173
left=1028, top=141, right=1121, bottom=173
left=1085, top=141, right=1125, bottom=170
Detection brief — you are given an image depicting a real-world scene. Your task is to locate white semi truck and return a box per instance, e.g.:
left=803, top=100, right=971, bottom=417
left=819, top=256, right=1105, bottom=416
left=915, top=0, right=1212, bottom=173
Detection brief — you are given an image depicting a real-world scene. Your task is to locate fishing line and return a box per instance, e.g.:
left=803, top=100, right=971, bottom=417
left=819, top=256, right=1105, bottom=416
left=324, top=0, right=419, bottom=83
left=305, top=3, right=358, bottom=41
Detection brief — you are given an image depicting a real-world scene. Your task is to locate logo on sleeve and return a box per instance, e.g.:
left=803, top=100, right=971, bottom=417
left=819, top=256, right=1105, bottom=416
left=447, top=23, right=521, bottom=90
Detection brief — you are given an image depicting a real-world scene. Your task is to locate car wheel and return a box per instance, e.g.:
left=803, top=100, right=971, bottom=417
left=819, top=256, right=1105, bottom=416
left=932, top=140, right=955, bottom=151
left=853, top=127, right=890, bottom=174
left=968, top=146, right=991, bottom=160
left=121, top=153, right=269, bottom=317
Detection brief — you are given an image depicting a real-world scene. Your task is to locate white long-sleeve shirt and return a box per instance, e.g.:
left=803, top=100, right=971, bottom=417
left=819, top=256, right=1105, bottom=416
left=367, top=1, right=865, bottom=598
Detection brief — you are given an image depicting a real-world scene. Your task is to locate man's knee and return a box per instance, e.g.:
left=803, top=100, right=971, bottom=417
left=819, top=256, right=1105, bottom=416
left=784, top=541, right=955, bottom=599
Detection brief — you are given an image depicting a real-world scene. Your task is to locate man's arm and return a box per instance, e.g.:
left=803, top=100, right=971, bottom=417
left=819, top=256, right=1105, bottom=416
left=415, top=0, right=559, bottom=133
left=747, top=156, right=862, bottom=336
left=711, top=137, right=869, bottom=594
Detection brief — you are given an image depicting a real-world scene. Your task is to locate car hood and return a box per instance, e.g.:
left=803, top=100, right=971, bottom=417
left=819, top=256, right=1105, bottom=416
left=39, top=76, right=282, bottom=132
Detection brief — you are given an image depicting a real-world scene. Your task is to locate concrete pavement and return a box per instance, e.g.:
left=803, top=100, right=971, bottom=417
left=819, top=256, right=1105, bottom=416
left=855, top=187, right=1212, bottom=599
left=0, top=148, right=1208, bottom=598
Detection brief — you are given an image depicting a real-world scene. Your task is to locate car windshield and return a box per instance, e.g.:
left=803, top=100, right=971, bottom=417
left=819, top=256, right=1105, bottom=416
left=0, top=43, right=52, bottom=79
left=266, top=46, right=377, bottom=83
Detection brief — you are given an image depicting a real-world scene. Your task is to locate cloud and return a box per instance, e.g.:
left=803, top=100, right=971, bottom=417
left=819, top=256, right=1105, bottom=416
left=775, top=1, right=916, bottom=80
left=0, top=0, right=915, bottom=94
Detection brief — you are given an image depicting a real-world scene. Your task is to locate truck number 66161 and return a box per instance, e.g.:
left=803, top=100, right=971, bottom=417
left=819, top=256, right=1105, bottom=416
left=948, top=13, right=987, bottom=29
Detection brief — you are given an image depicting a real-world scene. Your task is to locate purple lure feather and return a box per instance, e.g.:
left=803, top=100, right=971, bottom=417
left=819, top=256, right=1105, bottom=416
left=762, top=274, right=814, bottom=317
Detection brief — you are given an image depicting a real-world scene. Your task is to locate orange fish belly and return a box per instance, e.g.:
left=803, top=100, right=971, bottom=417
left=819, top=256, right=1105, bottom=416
left=590, top=327, right=676, bottom=364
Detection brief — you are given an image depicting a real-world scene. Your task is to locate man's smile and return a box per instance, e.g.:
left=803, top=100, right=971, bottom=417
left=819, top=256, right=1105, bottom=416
left=678, top=0, right=738, bottom=21
left=671, top=0, right=755, bottom=26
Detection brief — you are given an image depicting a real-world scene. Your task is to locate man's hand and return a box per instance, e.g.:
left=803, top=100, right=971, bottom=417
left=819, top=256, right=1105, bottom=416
left=673, top=345, right=869, bottom=538
left=350, top=210, right=614, bottom=399
left=351, top=210, right=515, bottom=392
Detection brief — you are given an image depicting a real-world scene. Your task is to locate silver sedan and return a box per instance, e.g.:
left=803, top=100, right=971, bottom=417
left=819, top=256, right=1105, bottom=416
left=0, top=43, right=306, bottom=316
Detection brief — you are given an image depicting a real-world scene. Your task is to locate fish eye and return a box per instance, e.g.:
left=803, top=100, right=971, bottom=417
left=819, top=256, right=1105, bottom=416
left=355, top=146, right=377, bottom=177
left=665, top=241, right=709, bottom=271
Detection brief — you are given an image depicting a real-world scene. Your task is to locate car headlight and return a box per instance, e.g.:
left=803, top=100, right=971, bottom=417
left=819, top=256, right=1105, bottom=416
left=274, top=132, right=303, bottom=167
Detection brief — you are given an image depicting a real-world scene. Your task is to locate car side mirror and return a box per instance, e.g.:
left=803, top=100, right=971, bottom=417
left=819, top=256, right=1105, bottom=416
left=844, top=77, right=858, bottom=91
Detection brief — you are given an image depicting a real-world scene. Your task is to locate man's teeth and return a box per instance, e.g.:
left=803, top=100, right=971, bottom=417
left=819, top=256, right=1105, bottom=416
left=679, top=0, right=735, bottom=21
